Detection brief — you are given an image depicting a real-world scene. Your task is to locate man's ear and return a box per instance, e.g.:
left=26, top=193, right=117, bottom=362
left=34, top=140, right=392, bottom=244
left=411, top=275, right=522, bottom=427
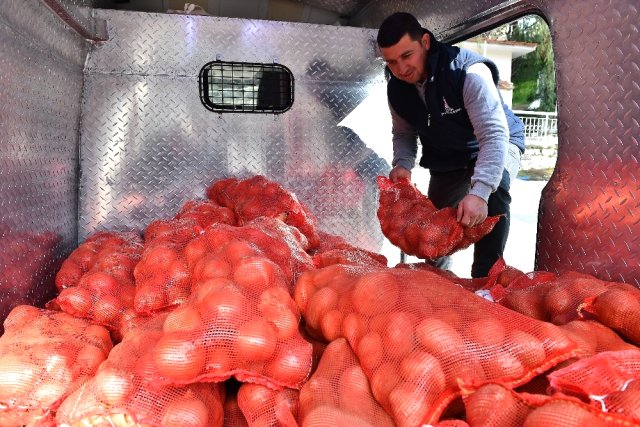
left=421, top=33, right=431, bottom=51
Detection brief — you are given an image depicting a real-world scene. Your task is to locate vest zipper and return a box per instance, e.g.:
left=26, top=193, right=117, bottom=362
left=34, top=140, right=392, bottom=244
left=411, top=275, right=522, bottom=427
left=427, top=113, right=431, bottom=127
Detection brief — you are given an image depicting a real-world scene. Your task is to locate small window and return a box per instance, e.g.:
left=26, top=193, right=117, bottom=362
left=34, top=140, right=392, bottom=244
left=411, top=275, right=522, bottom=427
left=199, top=61, right=294, bottom=114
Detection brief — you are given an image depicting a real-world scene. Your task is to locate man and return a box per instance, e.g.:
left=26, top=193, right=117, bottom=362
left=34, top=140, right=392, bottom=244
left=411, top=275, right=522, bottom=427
left=377, top=12, right=525, bottom=278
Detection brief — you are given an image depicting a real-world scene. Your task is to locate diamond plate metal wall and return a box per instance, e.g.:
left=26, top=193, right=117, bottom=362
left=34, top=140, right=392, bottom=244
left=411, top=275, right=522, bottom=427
left=80, top=10, right=390, bottom=252
left=0, top=0, right=88, bottom=328
left=356, top=0, right=640, bottom=285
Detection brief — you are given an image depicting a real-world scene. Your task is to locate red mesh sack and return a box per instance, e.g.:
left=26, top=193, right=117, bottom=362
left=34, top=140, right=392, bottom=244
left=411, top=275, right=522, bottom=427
left=206, top=176, right=320, bottom=250
left=298, top=337, right=395, bottom=427
left=461, top=381, right=632, bottom=427
left=579, top=282, right=640, bottom=345
left=293, top=265, right=578, bottom=426
left=0, top=305, right=112, bottom=426
left=462, top=382, right=537, bottom=426
left=311, top=232, right=387, bottom=268
left=481, top=257, right=557, bottom=301
left=53, top=234, right=143, bottom=340
left=547, top=350, right=640, bottom=423
left=198, top=218, right=315, bottom=286
left=376, top=176, right=500, bottom=260
left=0, top=230, right=61, bottom=335
left=134, top=218, right=205, bottom=314
left=497, top=271, right=609, bottom=323
left=435, top=420, right=469, bottom=427
left=237, top=383, right=298, bottom=426
left=175, top=199, right=237, bottom=228
left=56, top=313, right=225, bottom=427
left=55, top=231, right=141, bottom=291
left=395, top=262, right=488, bottom=293
left=146, top=238, right=312, bottom=390
left=558, top=320, right=637, bottom=358
left=224, top=394, right=249, bottom=427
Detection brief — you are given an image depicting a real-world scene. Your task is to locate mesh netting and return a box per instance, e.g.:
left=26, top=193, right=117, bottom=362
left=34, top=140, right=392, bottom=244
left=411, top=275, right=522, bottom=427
left=206, top=176, right=320, bottom=250
left=0, top=230, right=61, bottom=336
left=376, top=176, right=499, bottom=260
left=547, top=350, right=640, bottom=423
left=298, top=337, right=395, bottom=427
left=293, top=264, right=578, bottom=426
left=435, top=420, right=470, bottom=426
left=310, top=232, right=388, bottom=269
left=580, top=282, right=640, bottom=345
left=237, top=383, right=298, bottom=426
left=496, top=271, right=610, bottom=324
left=134, top=217, right=205, bottom=314
left=199, top=218, right=315, bottom=286
left=0, top=306, right=112, bottom=426
left=142, top=237, right=312, bottom=389
left=56, top=313, right=225, bottom=427
left=53, top=232, right=144, bottom=340
left=395, top=262, right=488, bottom=292
left=462, top=381, right=636, bottom=427
left=135, top=215, right=313, bottom=315
left=55, top=231, right=142, bottom=291
left=223, top=394, right=249, bottom=427
left=174, top=199, right=237, bottom=228
left=558, top=320, right=637, bottom=358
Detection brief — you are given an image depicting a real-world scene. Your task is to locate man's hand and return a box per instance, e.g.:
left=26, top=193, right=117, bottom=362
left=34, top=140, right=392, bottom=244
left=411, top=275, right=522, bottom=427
left=389, top=166, right=412, bottom=182
left=457, top=194, right=488, bottom=227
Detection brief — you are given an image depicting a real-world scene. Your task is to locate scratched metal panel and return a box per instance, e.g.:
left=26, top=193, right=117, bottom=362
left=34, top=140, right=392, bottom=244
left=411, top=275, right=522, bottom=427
left=356, top=0, right=640, bottom=285
left=80, top=10, right=390, bottom=252
left=0, top=0, right=87, bottom=327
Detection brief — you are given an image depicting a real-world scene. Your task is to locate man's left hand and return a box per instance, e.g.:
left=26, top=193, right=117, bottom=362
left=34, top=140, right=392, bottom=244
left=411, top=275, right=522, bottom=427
left=456, top=194, right=488, bottom=227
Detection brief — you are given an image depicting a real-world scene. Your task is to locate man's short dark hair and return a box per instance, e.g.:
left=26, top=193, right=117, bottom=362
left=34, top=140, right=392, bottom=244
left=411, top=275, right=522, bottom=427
left=377, top=12, right=424, bottom=48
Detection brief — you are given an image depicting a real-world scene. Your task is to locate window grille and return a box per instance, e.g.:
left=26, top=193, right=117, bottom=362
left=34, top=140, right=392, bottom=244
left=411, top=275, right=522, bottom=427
left=199, top=61, right=294, bottom=114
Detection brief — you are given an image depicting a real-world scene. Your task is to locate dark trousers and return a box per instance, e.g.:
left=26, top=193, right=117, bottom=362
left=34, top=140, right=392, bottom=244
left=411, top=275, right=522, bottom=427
left=427, top=167, right=512, bottom=278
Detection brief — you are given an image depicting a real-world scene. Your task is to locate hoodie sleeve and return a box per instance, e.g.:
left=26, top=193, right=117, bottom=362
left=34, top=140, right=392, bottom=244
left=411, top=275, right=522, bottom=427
left=389, top=102, right=419, bottom=170
left=463, top=62, right=509, bottom=202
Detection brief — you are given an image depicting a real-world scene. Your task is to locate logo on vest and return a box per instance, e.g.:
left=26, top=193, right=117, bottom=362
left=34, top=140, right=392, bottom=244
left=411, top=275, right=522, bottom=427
left=442, top=97, right=462, bottom=115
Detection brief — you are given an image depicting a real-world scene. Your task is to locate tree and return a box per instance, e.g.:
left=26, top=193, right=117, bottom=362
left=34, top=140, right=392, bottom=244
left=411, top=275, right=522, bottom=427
left=481, top=15, right=556, bottom=111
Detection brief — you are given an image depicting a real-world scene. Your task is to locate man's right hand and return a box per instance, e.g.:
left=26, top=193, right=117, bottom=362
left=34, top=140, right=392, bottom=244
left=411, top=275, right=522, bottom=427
left=389, top=166, right=412, bottom=182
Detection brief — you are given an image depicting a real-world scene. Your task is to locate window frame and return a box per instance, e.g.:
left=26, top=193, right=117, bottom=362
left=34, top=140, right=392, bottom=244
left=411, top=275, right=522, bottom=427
left=198, top=60, right=295, bottom=114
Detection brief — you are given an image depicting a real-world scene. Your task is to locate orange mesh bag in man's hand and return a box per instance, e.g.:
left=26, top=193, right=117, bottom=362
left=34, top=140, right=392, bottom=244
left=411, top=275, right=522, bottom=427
left=293, top=264, right=579, bottom=426
left=461, top=381, right=634, bottom=427
left=206, top=175, right=320, bottom=250
left=579, top=282, right=640, bottom=345
left=55, top=231, right=142, bottom=291
left=376, top=176, right=499, bottom=260
left=547, top=349, right=640, bottom=424
left=146, top=238, right=312, bottom=390
left=237, top=383, right=298, bottom=427
left=0, top=305, right=113, bottom=426
left=56, top=313, right=225, bottom=427
left=53, top=232, right=143, bottom=341
left=298, top=337, right=395, bottom=427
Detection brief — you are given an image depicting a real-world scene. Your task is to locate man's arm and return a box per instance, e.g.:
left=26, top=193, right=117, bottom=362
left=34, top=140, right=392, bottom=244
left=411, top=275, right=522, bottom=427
left=457, top=62, right=509, bottom=226
left=390, top=103, right=418, bottom=181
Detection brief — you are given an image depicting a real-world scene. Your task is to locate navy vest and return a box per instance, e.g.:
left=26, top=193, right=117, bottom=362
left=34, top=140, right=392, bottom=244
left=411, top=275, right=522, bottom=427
left=388, top=34, right=525, bottom=172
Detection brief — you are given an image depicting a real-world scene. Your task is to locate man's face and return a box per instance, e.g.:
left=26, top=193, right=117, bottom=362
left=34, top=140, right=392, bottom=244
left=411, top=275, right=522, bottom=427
left=380, top=33, right=430, bottom=84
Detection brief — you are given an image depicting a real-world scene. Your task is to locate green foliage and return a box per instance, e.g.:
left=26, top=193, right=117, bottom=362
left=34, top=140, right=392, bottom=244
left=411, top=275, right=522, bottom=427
left=481, top=15, right=556, bottom=112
